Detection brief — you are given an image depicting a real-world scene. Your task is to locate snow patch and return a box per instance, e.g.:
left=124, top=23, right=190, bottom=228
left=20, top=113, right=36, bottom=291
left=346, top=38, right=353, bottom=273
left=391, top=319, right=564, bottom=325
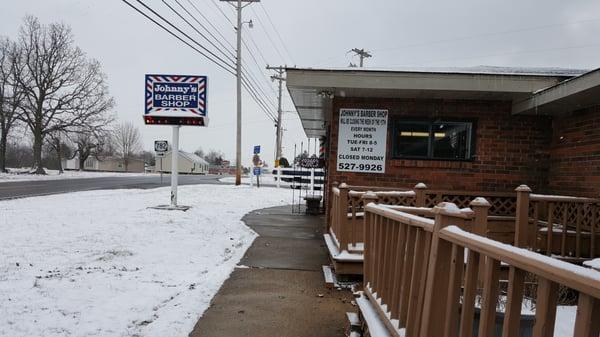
left=0, top=168, right=154, bottom=183
left=584, top=258, right=600, bottom=270
left=0, top=184, right=290, bottom=337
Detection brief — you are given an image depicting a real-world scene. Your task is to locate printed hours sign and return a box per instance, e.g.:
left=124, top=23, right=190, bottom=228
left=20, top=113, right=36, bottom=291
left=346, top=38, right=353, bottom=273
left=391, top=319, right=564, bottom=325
left=336, top=108, right=388, bottom=173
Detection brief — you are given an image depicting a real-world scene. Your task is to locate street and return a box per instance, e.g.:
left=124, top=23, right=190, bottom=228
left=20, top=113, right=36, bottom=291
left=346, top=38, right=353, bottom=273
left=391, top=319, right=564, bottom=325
left=0, top=174, right=227, bottom=200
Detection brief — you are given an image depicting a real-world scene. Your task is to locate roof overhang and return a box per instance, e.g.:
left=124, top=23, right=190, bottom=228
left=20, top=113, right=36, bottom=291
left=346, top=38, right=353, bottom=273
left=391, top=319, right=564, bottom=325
left=286, top=68, right=572, bottom=138
left=512, top=68, right=600, bottom=115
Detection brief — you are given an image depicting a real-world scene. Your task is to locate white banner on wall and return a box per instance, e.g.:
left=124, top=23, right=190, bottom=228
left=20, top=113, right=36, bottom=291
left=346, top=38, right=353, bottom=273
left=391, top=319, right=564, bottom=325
left=337, top=108, right=388, bottom=173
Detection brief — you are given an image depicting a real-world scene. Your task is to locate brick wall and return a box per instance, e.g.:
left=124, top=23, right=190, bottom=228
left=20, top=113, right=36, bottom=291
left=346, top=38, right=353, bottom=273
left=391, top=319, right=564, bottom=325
left=547, top=106, right=600, bottom=198
left=326, top=97, right=552, bottom=195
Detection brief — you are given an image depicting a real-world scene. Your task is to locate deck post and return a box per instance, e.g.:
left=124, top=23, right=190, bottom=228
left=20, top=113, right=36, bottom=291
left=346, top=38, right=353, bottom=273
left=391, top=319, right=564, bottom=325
left=470, top=197, right=491, bottom=237
left=338, top=183, right=350, bottom=251
left=470, top=197, right=491, bottom=288
left=414, top=182, right=428, bottom=207
left=361, top=191, right=379, bottom=252
left=515, top=185, right=532, bottom=248
left=326, top=181, right=339, bottom=227
left=420, top=203, right=474, bottom=337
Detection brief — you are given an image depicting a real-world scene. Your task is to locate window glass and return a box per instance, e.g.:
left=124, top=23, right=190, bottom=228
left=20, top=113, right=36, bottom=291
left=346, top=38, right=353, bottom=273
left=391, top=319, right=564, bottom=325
left=393, top=120, right=474, bottom=160
left=432, top=122, right=471, bottom=159
left=395, top=122, right=430, bottom=158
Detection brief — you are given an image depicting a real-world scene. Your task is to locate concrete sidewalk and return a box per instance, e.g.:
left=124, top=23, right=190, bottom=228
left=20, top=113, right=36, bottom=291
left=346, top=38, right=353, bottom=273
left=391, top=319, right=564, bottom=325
left=189, top=205, right=353, bottom=337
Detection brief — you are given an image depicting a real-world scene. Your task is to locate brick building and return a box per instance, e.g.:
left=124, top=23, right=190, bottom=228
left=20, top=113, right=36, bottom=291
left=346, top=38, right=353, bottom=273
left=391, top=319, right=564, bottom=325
left=286, top=67, right=600, bottom=203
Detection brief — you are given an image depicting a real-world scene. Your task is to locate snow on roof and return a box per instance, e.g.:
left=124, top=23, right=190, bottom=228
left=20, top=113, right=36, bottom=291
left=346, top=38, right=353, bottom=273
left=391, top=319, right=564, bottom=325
left=287, top=65, right=588, bottom=77
left=168, top=151, right=209, bottom=165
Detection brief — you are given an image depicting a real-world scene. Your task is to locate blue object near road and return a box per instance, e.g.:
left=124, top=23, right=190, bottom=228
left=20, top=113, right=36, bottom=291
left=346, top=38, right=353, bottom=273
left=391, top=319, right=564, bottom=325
left=253, top=167, right=262, bottom=176
left=253, top=145, right=261, bottom=154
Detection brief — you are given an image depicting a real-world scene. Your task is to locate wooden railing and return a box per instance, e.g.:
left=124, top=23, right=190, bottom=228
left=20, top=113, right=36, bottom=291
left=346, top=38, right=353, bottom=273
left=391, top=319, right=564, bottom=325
left=362, top=201, right=600, bottom=337
left=328, top=183, right=514, bottom=255
left=423, top=190, right=516, bottom=216
left=363, top=200, right=489, bottom=337
left=330, top=183, right=600, bottom=261
left=329, top=183, right=419, bottom=253
left=512, top=185, right=600, bottom=260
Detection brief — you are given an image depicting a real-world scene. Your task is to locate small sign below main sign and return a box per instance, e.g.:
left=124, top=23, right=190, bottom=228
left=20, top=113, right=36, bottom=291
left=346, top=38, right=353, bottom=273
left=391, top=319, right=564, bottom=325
left=253, top=167, right=262, bottom=176
left=144, top=74, right=208, bottom=126
left=154, top=140, right=169, bottom=153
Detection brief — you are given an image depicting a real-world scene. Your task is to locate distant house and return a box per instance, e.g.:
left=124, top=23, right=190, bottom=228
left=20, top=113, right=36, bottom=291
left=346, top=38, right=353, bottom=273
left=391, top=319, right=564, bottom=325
left=155, top=151, right=209, bottom=175
left=62, top=156, right=145, bottom=172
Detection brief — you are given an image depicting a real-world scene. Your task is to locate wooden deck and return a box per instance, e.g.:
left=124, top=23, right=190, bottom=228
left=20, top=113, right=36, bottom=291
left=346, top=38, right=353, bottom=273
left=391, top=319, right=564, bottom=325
left=326, top=182, right=600, bottom=278
left=359, top=201, right=600, bottom=337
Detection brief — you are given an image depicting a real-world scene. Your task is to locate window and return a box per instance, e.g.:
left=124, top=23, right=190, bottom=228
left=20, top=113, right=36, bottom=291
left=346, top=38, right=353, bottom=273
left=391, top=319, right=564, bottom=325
left=393, top=120, right=475, bottom=160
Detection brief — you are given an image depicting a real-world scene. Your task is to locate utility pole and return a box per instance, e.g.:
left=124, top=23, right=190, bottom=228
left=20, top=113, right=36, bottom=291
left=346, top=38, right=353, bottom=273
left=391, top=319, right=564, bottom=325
left=221, top=0, right=258, bottom=185
left=266, top=65, right=285, bottom=166
left=350, top=48, right=372, bottom=67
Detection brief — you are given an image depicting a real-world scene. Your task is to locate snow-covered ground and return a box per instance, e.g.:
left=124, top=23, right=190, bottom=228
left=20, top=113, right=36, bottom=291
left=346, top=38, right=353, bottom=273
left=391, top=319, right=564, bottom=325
left=0, top=185, right=290, bottom=337
left=0, top=168, right=154, bottom=183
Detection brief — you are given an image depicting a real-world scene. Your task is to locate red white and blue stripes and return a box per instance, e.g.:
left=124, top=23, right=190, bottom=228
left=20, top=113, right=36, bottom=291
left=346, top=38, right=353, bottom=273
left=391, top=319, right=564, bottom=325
left=145, top=74, right=207, bottom=116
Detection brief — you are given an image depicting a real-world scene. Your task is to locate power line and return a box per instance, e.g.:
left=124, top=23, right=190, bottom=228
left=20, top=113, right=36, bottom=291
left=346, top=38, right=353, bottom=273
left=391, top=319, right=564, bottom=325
left=310, top=17, right=600, bottom=67
left=121, top=0, right=235, bottom=75
left=165, top=0, right=277, bottom=114
left=349, top=48, right=372, bottom=67
left=186, top=0, right=236, bottom=51
left=373, top=17, right=600, bottom=54
left=171, top=0, right=236, bottom=59
left=207, top=0, right=235, bottom=27
left=240, top=75, right=277, bottom=121
left=400, top=41, right=600, bottom=67
left=258, top=3, right=295, bottom=64
left=163, top=0, right=235, bottom=63
left=245, top=32, right=271, bottom=67
left=250, top=6, right=287, bottom=63
left=129, top=0, right=235, bottom=72
left=242, top=66, right=277, bottom=108
left=242, top=38, right=277, bottom=94
left=123, top=0, right=276, bottom=123
left=173, top=0, right=278, bottom=113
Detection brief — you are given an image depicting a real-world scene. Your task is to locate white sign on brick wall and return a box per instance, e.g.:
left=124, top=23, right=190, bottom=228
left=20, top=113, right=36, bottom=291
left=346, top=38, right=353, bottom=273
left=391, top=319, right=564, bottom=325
left=336, top=108, right=388, bottom=173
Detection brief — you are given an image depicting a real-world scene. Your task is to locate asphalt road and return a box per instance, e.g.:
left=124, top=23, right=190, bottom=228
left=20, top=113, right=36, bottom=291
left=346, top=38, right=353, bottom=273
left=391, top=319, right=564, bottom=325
left=0, top=174, right=227, bottom=200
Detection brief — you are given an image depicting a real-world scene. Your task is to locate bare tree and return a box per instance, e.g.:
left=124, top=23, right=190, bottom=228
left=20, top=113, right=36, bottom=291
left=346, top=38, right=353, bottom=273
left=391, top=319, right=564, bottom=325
left=193, top=147, right=205, bottom=159
left=113, top=122, right=142, bottom=171
left=204, top=150, right=224, bottom=166
left=70, top=128, right=108, bottom=171
left=15, top=16, right=114, bottom=174
left=0, top=37, right=24, bottom=172
left=46, top=130, right=69, bottom=173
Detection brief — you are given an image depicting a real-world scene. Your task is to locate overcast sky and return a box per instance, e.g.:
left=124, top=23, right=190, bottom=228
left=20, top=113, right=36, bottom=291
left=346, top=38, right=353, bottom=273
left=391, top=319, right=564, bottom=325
left=2, top=0, right=600, bottom=165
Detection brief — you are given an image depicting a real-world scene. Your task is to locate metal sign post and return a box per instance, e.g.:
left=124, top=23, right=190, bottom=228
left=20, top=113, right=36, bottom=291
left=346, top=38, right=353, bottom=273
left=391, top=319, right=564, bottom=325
left=145, top=74, right=208, bottom=211
left=171, top=126, right=180, bottom=206
left=253, top=167, right=261, bottom=188
left=155, top=140, right=168, bottom=185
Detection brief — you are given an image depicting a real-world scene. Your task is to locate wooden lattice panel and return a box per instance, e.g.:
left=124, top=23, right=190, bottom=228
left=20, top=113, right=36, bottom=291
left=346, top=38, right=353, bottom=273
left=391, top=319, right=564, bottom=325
left=425, top=194, right=438, bottom=208
left=377, top=195, right=416, bottom=207
left=432, top=193, right=517, bottom=216
left=348, top=195, right=365, bottom=213
left=488, top=197, right=517, bottom=216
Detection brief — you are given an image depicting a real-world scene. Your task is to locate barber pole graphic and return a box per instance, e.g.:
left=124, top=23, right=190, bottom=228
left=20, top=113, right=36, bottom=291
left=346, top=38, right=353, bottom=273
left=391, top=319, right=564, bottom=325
left=319, top=137, right=326, bottom=160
